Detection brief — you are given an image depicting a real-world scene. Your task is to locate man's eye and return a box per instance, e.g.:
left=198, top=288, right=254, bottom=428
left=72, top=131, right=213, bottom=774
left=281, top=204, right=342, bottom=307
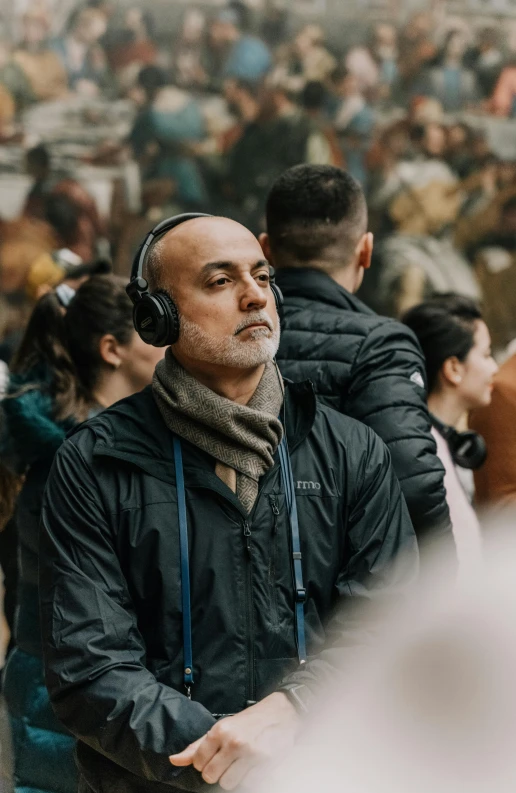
left=210, top=277, right=230, bottom=287
left=256, top=273, right=270, bottom=283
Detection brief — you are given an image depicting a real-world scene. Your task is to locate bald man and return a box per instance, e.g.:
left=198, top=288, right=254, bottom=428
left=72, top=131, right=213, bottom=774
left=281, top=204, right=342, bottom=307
left=39, top=216, right=417, bottom=793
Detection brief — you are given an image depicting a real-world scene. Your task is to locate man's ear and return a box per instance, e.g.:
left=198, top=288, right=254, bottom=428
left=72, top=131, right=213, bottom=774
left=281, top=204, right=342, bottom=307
left=356, top=232, right=373, bottom=271
left=259, top=232, right=273, bottom=265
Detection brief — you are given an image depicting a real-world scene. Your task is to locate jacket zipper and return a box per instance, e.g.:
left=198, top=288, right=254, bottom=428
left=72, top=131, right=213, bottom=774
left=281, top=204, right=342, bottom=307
left=268, top=496, right=280, bottom=630
left=242, top=519, right=256, bottom=705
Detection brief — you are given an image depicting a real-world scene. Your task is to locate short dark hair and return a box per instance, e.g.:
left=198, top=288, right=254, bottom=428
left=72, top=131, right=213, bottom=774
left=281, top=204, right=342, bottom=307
left=44, top=194, right=81, bottom=246
left=402, top=294, right=483, bottom=394
left=331, top=65, right=350, bottom=85
left=266, top=165, right=367, bottom=267
left=301, top=80, right=326, bottom=111
left=138, top=65, right=167, bottom=98
left=26, top=144, right=50, bottom=171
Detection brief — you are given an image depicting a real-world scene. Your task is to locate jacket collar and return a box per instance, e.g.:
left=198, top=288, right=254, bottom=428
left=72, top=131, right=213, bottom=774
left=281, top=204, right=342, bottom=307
left=87, top=379, right=316, bottom=480
left=275, top=266, right=376, bottom=316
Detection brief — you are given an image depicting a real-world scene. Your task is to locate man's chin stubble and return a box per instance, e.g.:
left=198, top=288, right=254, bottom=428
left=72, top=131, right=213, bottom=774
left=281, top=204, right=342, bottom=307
left=178, top=316, right=280, bottom=367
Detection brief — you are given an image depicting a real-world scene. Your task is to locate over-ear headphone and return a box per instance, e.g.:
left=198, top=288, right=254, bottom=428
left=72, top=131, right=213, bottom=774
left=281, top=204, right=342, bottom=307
left=431, top=414, right=487, bottom=470
left=126, top=213, right=284, bottom=347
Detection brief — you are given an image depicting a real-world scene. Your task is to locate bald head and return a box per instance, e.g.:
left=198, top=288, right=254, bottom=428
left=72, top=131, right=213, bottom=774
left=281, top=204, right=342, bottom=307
left=146, top=216, right=263, bottom=294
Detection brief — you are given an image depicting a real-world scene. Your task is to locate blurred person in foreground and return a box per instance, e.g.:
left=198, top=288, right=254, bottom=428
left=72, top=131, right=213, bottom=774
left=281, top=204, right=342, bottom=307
left=0, top=275, right=164, bottom=793
left=403, top=296, right=498, bottom=569
left=39, top=214, right=417, bottom=793
left=261, top=165, right=452, bottom=552
left=254, top=523, right=516, bottom=793
left=470, top=348, right=516, bottom=508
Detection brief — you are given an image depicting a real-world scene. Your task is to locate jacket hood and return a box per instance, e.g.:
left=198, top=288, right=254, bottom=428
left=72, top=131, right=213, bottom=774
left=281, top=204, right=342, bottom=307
left=276, top=267, right=376, bottom=316
left=75, top=380, right=317, bottom=479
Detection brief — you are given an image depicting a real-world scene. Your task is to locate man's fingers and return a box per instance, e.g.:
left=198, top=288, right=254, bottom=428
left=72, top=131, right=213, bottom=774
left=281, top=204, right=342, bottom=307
left=169, top=736, right=205, bottom=766
left=191, top=731, right=222, bottom=774
left=219, top=757, right=256, bottom=791
left=199, top=741, right=243, bottom=785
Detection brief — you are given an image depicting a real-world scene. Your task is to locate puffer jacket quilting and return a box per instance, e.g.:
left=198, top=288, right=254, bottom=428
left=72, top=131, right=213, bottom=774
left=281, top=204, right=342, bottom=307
left=275, top=267, right=452, bottom=546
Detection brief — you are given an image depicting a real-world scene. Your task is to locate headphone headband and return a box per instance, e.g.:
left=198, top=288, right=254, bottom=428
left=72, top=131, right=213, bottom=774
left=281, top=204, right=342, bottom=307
left=130, top=212, right=213, bottom=284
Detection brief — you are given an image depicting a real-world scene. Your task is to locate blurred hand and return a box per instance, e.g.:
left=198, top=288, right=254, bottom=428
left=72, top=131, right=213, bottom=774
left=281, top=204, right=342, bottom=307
left=170, top=693, right=300, bottom=790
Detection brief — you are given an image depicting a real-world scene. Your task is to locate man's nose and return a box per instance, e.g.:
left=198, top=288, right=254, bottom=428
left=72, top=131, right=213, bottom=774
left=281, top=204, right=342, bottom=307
left=240, top=278, right=268, bottom=311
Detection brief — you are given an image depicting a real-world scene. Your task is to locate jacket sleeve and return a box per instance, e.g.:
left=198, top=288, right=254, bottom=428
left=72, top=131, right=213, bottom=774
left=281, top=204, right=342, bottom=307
left=39, top=436, right=216, bottom=790
left=343, top=320, right=452, bottom=548
left=277, top=427, right=419, bottom=703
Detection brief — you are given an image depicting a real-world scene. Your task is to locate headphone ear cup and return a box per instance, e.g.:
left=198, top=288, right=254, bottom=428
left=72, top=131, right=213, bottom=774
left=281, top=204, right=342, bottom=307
left=431, top=414, right=487, bottom=470
left=156, top=291, right=180, bottom=345
left=450, top=430, right=487, bottom=470
left=271, top=283, right=284, bottom=311
left=133, top=291, right=180, bottom=347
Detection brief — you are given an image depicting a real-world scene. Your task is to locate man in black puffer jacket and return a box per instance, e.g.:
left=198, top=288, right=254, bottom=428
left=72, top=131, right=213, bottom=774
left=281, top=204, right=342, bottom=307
left=260, top=165, right=452, bottom=548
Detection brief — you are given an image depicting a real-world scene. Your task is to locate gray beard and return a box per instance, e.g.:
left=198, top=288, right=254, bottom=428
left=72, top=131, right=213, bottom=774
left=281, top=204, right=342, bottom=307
left=178, top=314, right=280, bottom=368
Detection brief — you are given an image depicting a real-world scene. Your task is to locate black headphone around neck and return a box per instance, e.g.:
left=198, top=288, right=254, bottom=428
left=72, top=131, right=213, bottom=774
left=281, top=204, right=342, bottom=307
left=431, top=414, right=487, bottom=471
left=126, top=213, right=284, bottom=347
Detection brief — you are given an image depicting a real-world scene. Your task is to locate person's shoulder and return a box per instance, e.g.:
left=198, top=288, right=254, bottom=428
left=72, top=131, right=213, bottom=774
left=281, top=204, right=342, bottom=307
left=283, top=289, right=373, bottom=331
left=363, top=313, right=422, bottom=343
left=283, top=291, right=420, bottom=354
left=332, top=304, right=421, bottom=351
left=64, top=387, right=158, bottom=458
left=242, top=34, right=270, bottom=52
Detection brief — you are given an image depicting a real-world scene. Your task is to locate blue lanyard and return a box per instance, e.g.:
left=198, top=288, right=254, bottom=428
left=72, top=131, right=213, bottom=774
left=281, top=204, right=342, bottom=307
left=172, top=435, right=307, bottom=699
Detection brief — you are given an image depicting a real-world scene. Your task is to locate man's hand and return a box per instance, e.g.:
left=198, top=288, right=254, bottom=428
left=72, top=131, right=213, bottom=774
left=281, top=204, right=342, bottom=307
left=169, top=692, right=300, bottom=790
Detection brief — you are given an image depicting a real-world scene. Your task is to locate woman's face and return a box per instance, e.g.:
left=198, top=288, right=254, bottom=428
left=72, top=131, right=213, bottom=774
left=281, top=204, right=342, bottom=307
left=456, top=321, right=498, bottom=410
left=118, top=331, right=166, bottom=393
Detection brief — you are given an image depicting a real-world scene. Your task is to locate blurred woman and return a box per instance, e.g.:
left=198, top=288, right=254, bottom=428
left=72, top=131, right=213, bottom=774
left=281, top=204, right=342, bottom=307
left=12, top=6, right=68, bottom=102
left=0, top=275, right=164, bottom=793
left=403, top=295, right=498, bottom=568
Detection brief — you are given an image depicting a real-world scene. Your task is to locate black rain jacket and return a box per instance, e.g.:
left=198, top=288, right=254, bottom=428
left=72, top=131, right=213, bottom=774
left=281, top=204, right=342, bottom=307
left=40, top=381, right=417, bottom=793
left=275, top=267, right=452, bottom=546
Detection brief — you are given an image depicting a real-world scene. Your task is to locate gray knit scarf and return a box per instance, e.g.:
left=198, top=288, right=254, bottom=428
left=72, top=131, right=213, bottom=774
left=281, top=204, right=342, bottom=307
left=152, top=350, right=284, bottom=513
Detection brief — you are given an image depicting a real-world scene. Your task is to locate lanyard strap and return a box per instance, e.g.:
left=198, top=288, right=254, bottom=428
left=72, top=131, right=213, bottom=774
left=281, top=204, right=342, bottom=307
left=278, top=438, right=307, bottom=665
left=172, top=435, right=307, bottom=696
left=173, top=436, right=194, bottom=696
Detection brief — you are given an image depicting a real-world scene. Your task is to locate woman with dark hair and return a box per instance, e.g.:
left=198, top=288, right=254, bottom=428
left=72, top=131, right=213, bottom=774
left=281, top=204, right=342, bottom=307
left=403, top=295, right=498, bottom=567
left=0, top=275, right=164, bottom=793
